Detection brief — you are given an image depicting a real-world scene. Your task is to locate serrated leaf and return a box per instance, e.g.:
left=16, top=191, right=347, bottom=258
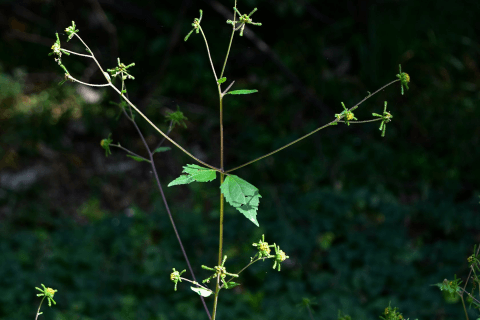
left=217, top=77, right=227, bottom=84
left=220, top=175, right=261, bottom=226
left=191, top=286, right=213, bottom=297
left=126, top=155, right=150, bottom=163
left=235, top=191, right=261, bottom=226
left=227, top=89, right=258, bottom=95
left=153, top=147, right=171, bottom=154
left=168, top=164, right=217, bottom=187
left=224, top=281, right=240, bottom=289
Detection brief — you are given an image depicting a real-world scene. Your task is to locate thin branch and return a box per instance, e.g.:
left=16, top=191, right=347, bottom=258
left=199, top=26, right=218, bottom=81
left=338, top=118, right=382, bottom=124
left=110, top=144, right=150, bottom=163
left=72, top=33, right=221, bottom=173
left=61, top=49, right=93, bottom=58
left=219, top=0, right=237, bottom=79
left=67, top=74, right=110, bottom=87
left=226, top=79, right=400, bottom=173
left=120, top=102, right=212, bottom=319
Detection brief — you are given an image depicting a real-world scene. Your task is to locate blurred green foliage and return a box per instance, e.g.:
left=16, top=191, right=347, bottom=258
left=1, top=0, right=479, bottom=319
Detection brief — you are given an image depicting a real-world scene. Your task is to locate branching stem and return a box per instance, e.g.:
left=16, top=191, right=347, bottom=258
left=226, top=79, right=400, bottom=173
left=71, top=34, right=220, bottom=173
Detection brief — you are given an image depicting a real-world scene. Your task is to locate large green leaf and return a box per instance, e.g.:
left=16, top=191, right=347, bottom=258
left=168, top=164, right=217, bottom=187
left=220, top=175, right=261, bottom=226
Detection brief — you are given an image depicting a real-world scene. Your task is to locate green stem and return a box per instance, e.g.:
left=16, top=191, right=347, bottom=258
left=226, top=121, right=334, bottom=173
left=35, top=297, right=45, bottom=320
left=220, top=0, right=237, bottom=79
left=212, top=173, right=225, bottom=320
left=342, top=118, right=383, bottom=124
left=226, top=79, right=400, bottom=173
left=212, top=85, right=225, bottom=320
left=220, top=257, right=266, bottom=289
left=72, top=34, right=220, bottom=172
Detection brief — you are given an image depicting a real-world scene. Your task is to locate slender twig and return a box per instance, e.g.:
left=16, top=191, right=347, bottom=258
left=199, top=26, right=218, bottom=81
left=219, top=257, right=267, bottom=289
left=154, top=120, right=174, bottom=151
left=339, top=118, right=382, bottom=124
left=35, top=297, right=45, bottom=320
left=460, top=295, right=470, bottom=320
left=67, top=74, right=109, bottom=87
left=61, top=49, right=92, bottom=58
left=120, top=102, right=212, bottom=319
left=110, top=143, right=150, bottom=163
left=179, top=277, right=212, bottom=291
left=457, top=286, right=480, bottom=305
left=72, top=33, right=221, bottom=173
left=226, top=79, right=400, bottom=173
left=221, top=80, right=235, bottom=96
left=463, top=245, right=480, bottom=293
left=219, top=0, right=237, bottom=79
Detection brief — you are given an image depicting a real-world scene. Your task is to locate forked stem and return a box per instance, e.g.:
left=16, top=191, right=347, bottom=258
left=71, top=34, right=220, bottom=173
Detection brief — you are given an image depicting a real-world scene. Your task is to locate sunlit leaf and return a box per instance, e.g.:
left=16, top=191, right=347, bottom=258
left=227, top=89, right=258, bottom=95
left=191, top=286, right=213, bottom=297
left=220, top=175, right=261, bottom=226
left=168, top=164, right=216, bottom=187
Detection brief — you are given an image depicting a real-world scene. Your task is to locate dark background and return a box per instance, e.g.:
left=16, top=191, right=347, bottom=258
left=1, top=0, right=479, bottom=319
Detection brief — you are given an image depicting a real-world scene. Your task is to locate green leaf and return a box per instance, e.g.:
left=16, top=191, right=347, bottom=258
left=224, top=281, right=240, bottom=289
left=220, top=175, right=261, bottom=226
left=165, top=106, right=188, bottom=128
left=227, top=89, right=258, bottom=95
left=168, top=164, right=217, bottom=187
left=191, top=286, right=213, bottom=297
left=153, top=147, right=171, bottom=154
left=217, top=77, right=227, bottom=84
left=126, top=155, right=150, bottom=163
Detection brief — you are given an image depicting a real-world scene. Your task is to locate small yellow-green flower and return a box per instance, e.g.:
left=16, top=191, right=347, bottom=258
left=170, top=268, right=186, bottom=291
left=35, top=283, right=57, bottom=307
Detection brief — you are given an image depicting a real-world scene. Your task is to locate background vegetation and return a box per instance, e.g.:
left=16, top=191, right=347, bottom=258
left=0, top=0, right=479, bottom=319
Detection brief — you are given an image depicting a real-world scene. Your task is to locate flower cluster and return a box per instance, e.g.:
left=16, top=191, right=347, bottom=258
left=35, top=283, right=57, bottom=307
left=106, top=58, right=135, bottom=81
left=252, top=234, right=289, bottom=271
left=170, top=268, right=186, bottom=291
left=184, top=10, right=203, bottom=42
left=335, top=102, right=357, bottom=126
left=372, top=101, right=393, bottom=137
left=396, top=64, right=410, bottom=95
left=202, top=255, right=238, bottom=287
left=227, top=6, right=262, bottom=36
